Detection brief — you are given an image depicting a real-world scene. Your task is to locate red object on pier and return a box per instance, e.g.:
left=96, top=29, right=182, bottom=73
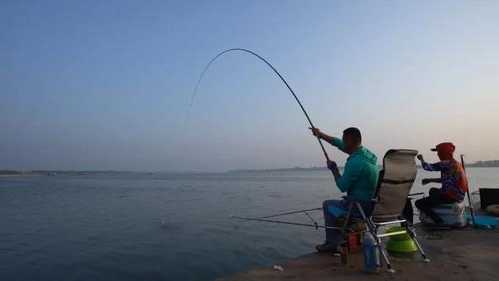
left=347, top=231, right=362, bottom=253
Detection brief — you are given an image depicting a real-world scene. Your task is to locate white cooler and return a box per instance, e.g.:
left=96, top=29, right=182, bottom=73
left=420, top=201, right=467, bottom=227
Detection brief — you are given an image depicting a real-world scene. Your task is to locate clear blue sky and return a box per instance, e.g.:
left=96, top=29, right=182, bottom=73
left=2, top=1, right=498, bottom=171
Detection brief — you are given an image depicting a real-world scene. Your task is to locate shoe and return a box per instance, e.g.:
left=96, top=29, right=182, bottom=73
left=429, top=214, right=444, bottom=225
left=315, top=242, right=341, bottom=253
left=433, top=217, right=444, bottom=225
left=421, top=212, right=444, bottom=225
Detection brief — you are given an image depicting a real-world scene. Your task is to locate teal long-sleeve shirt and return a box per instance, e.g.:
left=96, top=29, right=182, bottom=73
left=329, top=137, right=379, bottom=201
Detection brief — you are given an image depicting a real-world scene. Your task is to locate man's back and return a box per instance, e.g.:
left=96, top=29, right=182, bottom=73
left=341, top=146, right=379, bottom=201
left=329, top=136, right=378, bottom=201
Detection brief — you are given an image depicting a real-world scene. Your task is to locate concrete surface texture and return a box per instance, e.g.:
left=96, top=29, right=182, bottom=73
left=217, top=227, right=499, bottom=281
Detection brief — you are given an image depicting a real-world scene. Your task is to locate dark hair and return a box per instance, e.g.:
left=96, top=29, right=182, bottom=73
left=343, top=127, right=362, bottom=144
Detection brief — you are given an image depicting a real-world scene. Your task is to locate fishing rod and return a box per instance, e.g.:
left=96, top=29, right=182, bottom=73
left=231, top=216, right=341, bottom=230
left=191, top=48, right=333, bottom=171
left=460, top=154, right=476, bottom=226
left=259, top=207, right=322, bottom=218
left=232, top=207, right=327, bottom=229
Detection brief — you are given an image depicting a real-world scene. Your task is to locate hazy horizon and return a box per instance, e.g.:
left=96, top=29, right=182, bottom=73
left=2, top=1, right=499, bottom=172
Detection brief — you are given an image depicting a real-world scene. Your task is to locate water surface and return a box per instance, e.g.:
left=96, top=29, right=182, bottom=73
left=1, top=168, right=497, bottom=281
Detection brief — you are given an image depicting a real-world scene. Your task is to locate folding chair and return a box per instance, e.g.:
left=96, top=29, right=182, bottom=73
left=341, top=149, right=430, bottom=272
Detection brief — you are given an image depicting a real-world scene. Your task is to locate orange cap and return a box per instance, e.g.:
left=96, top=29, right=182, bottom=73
left=431, top=142, right=455, bottom=155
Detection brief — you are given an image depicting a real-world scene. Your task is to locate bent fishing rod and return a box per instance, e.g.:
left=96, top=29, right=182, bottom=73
left=460, top=155, right=476, bottom=226
left=191, top=48, right=332, bottom=170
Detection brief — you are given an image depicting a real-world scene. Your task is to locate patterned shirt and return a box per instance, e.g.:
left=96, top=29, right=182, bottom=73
left=421, top=159, right=469, bottom=202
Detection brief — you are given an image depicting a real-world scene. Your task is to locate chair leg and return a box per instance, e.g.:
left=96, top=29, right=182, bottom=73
left=367, top=221, right=395, bottom=273
left=353, top=202, right=396, bottom=272
left=376, top=234, right=396, bottom=273
left=406, top=226, right=431, bottom=262
left=356, top=202, right=376, bottom=231
left=380, top=247, right=394, bottom=272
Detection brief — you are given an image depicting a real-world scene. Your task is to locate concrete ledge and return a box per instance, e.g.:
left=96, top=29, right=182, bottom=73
left=217, top=227, right=499, bottom=281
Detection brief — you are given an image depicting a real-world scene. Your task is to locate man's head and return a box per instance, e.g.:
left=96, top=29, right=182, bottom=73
left=342, top=127, right=362, bottom=154
left=431, top=142, right=455, bottom=160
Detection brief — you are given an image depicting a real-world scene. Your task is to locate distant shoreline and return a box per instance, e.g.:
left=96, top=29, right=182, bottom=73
left=468, top=160, right=499, bottom=168
left=228, top=162, right=499, bottom=173
left=0, top=170, right=136, bottom=177
left=229, top=160, right=499, bottom=173
left=1, top=160, right=498, bottom=176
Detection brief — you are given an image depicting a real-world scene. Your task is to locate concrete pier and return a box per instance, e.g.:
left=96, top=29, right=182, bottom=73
left=217, top=227, right=499, bottom=281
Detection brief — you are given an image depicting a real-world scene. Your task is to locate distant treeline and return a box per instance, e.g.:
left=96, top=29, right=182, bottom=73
left=0, top=170, right=134, bottom=176
left=0, top=170, right=24, bottom=175
left=229, top=159, right=499, bottom=173
left=467, top=160, right=499, bottom=167
left=228, top=167, right=327, bottom=173
left=2, top=160, right=499, bottom=176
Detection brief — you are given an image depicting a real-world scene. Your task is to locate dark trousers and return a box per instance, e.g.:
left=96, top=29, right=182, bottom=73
left=415, top=188, right=456, bottom=223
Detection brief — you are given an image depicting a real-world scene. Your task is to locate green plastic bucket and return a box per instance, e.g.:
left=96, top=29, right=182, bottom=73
left=385, top=227, right=417, bottom=253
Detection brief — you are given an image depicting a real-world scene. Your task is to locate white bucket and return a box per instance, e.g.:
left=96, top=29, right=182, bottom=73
left=420, top=201, right=467, bottom=227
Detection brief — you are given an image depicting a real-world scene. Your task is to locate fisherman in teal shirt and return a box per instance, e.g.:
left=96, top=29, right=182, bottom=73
left=310, top=127, right=379, bottom=252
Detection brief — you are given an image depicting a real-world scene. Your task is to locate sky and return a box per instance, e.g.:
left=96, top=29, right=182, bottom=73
left=1, top=1, right=498, bottom=172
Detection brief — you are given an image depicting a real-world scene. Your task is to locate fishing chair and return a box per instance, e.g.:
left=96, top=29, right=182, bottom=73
left=340, top=149, right=430, bottom=272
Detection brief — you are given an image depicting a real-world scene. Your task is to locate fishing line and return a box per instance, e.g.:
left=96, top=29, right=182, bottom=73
left=189, top=48, right=332, bottom=164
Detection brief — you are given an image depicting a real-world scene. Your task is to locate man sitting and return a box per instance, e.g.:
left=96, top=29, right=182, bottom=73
left=415, top=142, right=469, bottom=224
left=311, top=127, right=379, bottom=252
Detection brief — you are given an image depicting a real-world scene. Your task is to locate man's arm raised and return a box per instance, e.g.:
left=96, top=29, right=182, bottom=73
left=310, top=128, right=347, bottom=152
left=310, top=127, right=334, bottom=143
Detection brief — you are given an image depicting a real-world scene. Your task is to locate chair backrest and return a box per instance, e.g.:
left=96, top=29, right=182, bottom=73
left=372, top=149, right=418, bottom=220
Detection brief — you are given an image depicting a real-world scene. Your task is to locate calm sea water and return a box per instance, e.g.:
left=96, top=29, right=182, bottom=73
left=1, top=168, right=498, bottom=281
